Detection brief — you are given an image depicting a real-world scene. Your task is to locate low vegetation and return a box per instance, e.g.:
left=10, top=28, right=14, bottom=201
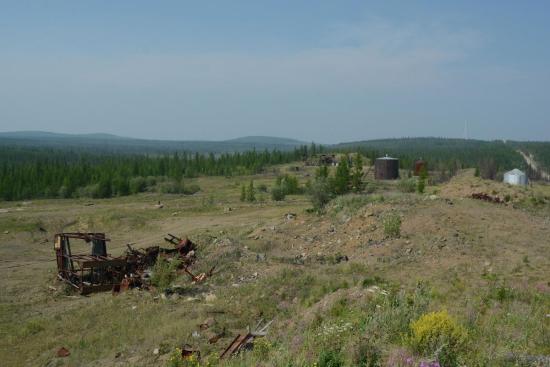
left=1, top=143, right=549, bottom=366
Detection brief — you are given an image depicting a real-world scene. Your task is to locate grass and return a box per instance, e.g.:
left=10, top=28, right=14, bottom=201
left=0, top=167, right=549, bottom=366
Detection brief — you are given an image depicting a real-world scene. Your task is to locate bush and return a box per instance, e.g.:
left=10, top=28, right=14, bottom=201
left=129, top=176, right=147, bottom=194
left=331, top=194, right=371, bottom=215
left=271, top=184, right=286, bottom=201
left=318, top=350, right=344, bottom=367
left=383, top=212, right=402, bottom=238
left=276, top=174, right=302, bottom=195
left=151, top=259, right=181, bottom=290
left=409, top=311, right=467, bottom=366
left=157, top=179, right=182, bottom=194
left=182, top=183, right=200, bottom=195
left=398, top=178, right=416, bottom=193
left=308, top=179, right=333, bottom=211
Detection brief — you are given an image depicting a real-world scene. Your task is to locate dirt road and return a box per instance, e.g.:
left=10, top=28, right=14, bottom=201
left=518, top=149, right=550, bottom=180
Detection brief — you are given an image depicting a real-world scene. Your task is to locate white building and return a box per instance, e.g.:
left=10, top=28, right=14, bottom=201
left=503, top=169, right=528, bottom=186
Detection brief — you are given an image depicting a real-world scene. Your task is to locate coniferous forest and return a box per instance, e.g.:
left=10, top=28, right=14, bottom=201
left=0, top=145, right=314, bottom=201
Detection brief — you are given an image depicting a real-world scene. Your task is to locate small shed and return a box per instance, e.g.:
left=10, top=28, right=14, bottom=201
left=503, top=169, right=528, bottom=186
left=375, top=155, right=399, bottom=180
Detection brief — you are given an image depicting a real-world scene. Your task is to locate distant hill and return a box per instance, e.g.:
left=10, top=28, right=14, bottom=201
left=225, top=136, right=305, bottom=145
left=0, top=131, right=128, bottom=140
left=0, top=131, right=306, bottom=154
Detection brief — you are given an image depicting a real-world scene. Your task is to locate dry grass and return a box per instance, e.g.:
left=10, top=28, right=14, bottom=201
left=0, top=166, right=549, bottom=366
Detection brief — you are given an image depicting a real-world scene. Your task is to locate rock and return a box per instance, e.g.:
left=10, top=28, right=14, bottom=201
left=131, top=305, right=137, bottom=310
left=285, top=213, right=297, bottom=220
left=3, top=231, right=8, bottom=234
left=429, top=194, right=439, bottom=200
left=153, top=348, right=160, bottom=355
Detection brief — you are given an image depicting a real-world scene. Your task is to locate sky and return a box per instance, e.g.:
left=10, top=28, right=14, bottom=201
left=1, top=1, right=549, bottom=143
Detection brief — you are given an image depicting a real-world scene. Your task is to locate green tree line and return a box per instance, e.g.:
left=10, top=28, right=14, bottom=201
left=0, top=146, right=311, bottom=201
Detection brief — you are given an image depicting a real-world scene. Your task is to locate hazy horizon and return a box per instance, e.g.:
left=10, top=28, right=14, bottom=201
left=1, top=1, right=549, bottom=142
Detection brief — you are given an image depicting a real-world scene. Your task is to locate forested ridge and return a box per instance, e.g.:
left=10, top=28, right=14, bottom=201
left=334, top=138, right=530, bottom=175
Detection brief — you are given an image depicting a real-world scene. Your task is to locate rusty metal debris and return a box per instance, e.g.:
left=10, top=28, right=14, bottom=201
left=220, top=319, right=273, bottom=359
left=54, top=233, right=127, bottom=294
left=54, top=232, right=207, bottom=295
left=180, top=265, right=216, bottom=283
left=471, top=192, right=503, bottom=203
left=56, top=347, right=70, bottom=358
left=181, top=345, right=201, bottom=360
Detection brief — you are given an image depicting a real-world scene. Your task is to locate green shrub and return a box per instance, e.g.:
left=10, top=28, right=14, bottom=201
left=275, top=174, right=302, bottom=195
left=157, top=179, right=183, bottom=194
left=331, top=194, right=371, bottom=215
left=246, top=180, right=256, bottom=202
left=151, top=259, right=181, bottom=290
left=182, top=183, right=200, bottom=195
left=417, top=177, right=426, bottom=194
left=318, top=350, right=344, bottom=367
left=271, top=184, right=286, bottom=201
left=409, top=311, right=467, bottom=366
left=129, top=176, right=147, bottom=194
left=257, top=183, right=268, bottom=192
left=383, top=212, right=402, bottom=238
left=308, top=179, right=333, bottom=211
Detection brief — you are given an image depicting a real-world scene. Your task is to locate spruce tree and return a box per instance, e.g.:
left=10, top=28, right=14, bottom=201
left=333, top=156, right=350, bottom=195
left=240, top=184, right=246, bottom=202
left=246, top=180, right=256, bottom=202
left=351, top=154, right=364, bottom=192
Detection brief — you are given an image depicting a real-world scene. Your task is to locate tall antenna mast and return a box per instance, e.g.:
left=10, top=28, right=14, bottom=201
left=464, top=120, right=469, bottom=140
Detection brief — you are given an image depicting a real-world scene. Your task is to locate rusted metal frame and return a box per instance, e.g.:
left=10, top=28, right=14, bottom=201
left=55, top=232, right=111, bottom=241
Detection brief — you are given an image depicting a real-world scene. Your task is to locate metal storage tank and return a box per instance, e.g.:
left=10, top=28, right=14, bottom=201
left=503, top=169, right=528, bottom=186
left=375, top=155, right=399, bottom=180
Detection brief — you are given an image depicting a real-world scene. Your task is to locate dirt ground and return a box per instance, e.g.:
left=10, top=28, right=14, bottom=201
left=0, top=167, right=549, bottom=366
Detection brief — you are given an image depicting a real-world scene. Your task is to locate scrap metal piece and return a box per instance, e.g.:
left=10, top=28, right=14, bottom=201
left=54, top=233, right=127, bottom=295
left=220, top=319, right=273, bottom=359
left=471, top=192, right=503, bottom=203
left=56, top=347, right=70, bottom=358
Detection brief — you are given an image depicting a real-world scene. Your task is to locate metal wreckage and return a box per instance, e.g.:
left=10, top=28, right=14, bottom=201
left=53, top=232, right=271, bottom=360
left=54, top=232, right=213, bottom=295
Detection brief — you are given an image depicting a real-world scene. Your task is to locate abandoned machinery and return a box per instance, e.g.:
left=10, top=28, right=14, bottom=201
left=54, top=232, right=207, bottom=294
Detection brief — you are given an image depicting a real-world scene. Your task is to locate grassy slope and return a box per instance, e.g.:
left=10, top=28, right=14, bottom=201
left=0, top=165, right=549, bottom=366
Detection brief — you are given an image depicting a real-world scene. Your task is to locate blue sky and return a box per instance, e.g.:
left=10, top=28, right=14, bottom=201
left=1, top=1, right=549, bottom=142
